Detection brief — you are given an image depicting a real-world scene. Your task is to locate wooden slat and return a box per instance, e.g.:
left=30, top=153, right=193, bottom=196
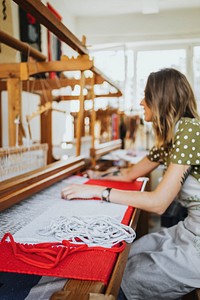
left=90, top=139, right=122, bottom=161
left=0, top=58, right=94, bottom=79
left=95, top=92, right=122, bottom=98
left=0, top=29, right=46, bottom=61
left=0, top=63, right=20, bottom=79
left=0, top=156, right=85, bottom=196
left=0, top=77, right=107, bottom=92
left=0, top=156, right=85, bottom=211
left=0, top=78, right=84, bottom=92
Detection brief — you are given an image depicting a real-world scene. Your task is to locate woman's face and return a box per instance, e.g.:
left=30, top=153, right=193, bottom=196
left=140, top=98, right=153, bottom=122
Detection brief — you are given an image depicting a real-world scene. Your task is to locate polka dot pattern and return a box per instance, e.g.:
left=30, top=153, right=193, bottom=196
left=171, top=118, right=200, bottom=169
left=147, top=117, right=200, bottom=183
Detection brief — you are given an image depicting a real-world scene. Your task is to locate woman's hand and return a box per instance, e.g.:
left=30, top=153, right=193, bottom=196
left=61, top=184, right=104, bottom=200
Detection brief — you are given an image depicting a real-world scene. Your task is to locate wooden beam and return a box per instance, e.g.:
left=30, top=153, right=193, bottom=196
left=95, top=91, right=122, bottom=98
left=0, top=156, right=85, bottom=211
left=0, top=58, right=93, bottom=79
left=90, top=139, right=122, bottom=161
left=0, top=78, right=75, bottom=91
left=55, top=95, right=83, bottom=101
left=0, top=29, right=46, bottom=61
left=0, top=63, right=21, bottom=79
left=0, top=77, right=100, bottom=92
left=13, top=0, right=88, bottom=55
left=56, top=92, right=122, bottom=102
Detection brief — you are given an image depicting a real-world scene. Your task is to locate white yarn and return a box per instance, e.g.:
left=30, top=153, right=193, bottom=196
left=37, top=215, right=136, bottom=248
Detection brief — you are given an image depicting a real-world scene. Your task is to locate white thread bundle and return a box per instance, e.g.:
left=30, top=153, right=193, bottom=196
left=37, top=216, right=136, bottom=248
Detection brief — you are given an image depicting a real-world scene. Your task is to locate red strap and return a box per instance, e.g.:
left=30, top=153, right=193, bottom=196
left=1, top=233, right=126, bottom=269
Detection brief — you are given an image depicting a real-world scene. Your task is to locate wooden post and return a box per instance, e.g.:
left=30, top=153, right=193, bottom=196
left=91, top=75, right=96, bottom=166
left=76, top=71, right=85, bottom=156
left=7, top=77, right=22, bottom=146
left=40, top=91, right=53, bottom=164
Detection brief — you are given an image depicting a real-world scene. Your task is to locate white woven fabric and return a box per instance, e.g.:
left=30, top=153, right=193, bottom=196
left=0, top=176, right=88, bottom=239
left=13, top=198, right=132, bottom=246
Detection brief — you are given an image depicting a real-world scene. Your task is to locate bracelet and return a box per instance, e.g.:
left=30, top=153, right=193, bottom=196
left=101, top=187, right=112, bottom=202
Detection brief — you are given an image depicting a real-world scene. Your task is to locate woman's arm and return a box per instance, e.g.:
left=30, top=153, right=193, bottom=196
left=102, top=156, right=159, bottom=182
left=108, top=163, right=191, bottom=214
left=61, top=163, right=191, bottom=215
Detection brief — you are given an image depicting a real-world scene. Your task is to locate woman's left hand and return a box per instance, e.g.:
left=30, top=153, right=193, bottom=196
left=61, top=184, right=103, bottom=200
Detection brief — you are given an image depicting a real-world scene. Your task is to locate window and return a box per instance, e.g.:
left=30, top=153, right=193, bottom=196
left=136, top=49, right=186, bottom=108
left=193, top=46, right=200, bottom=111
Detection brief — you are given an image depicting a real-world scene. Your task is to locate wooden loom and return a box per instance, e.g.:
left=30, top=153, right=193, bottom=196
left=3, top=3, right=198, bottom=300
left=0, top=158, right=143, bottom=300
left=0, top=47, right=122, bottom=165
left=0, top=1, right=143, bottom=299
left=0, top=0, right=123, bottom=162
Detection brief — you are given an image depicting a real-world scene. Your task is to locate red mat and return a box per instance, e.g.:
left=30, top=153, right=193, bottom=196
left=0, top=179, right=143, bottom=284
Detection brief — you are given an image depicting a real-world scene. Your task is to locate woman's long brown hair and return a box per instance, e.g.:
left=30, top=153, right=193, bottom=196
left=144, top=68, right=199, bottom=147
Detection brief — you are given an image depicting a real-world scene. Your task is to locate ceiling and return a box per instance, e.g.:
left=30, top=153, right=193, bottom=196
left=62, top=0, right=200, bottom=17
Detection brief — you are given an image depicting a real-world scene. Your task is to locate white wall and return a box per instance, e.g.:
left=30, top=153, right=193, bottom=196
left=9, top=2, right=200, bottom=58
left=75, top=8, right=200, bottom=46
left=42, top=0, right=76, bottom=32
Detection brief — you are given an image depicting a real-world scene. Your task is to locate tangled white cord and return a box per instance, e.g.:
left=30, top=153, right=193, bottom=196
left=37, top=216, right=136, bottom=248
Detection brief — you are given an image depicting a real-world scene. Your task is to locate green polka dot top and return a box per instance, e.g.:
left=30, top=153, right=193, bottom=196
left=147, top=117, right=200, bottom=183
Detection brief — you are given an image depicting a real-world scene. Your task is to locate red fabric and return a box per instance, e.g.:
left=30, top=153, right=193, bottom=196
left=0, top=179, right=143, bottom=284
left=0, top=239, right=118, bottom=284
left=85, top=179, right=143, bottom=191
left=0, top=233, right=126, bottom=284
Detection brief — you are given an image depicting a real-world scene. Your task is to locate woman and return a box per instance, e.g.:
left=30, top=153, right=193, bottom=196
left=61, top=68, right=200, bottom=299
